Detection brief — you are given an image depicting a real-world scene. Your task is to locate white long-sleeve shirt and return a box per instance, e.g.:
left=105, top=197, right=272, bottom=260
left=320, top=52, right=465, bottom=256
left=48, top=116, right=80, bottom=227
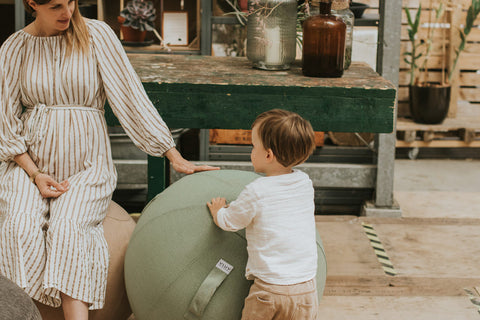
left=216, top=169, right=318, bottom=285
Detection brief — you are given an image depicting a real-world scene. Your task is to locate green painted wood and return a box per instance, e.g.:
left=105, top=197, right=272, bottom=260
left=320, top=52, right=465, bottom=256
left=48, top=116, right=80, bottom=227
left=146, top=83, right=393, bottom=132
left=147, top=155, right=165, bottom=201
left=106, top=55, right=396, bottom=133
left=107, top=84, right=394, bottom=132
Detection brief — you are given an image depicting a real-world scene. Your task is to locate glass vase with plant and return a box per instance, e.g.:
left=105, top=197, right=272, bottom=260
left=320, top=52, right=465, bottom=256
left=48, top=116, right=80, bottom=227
left=223, top=0, right=307, bottom=70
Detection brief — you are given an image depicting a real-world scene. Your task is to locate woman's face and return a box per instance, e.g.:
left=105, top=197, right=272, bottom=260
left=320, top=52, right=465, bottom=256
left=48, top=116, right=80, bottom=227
left=29, top=0, right=76, bottom=35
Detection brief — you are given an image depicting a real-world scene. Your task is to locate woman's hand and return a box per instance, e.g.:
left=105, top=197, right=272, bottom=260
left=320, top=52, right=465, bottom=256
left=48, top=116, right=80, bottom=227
left=165, top=148, right=219, bottom=174
left=34, top=174, right=69, bottom=198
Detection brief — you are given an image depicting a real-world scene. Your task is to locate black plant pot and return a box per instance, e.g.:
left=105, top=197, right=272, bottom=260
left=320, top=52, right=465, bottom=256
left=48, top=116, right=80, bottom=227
left=409, top=84, right=451, bottom=124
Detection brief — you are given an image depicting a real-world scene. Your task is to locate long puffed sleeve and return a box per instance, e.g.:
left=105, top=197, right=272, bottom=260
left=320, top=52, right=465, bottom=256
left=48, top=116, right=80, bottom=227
left=216, top=185, right=258, bottom=232
left=0, top=34, right=27, bottom=162
left=89, top=20, right=175, bottom=157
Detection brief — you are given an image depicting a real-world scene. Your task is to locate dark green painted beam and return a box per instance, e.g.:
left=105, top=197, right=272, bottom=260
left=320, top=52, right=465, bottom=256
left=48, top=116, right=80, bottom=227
left=106, top=82, right=395, bottom=133
left=106, top=55, right=396, bottom=133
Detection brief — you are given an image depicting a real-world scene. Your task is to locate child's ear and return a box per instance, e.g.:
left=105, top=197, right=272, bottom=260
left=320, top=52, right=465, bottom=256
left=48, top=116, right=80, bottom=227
left=266, top=148, right=275, bottom=162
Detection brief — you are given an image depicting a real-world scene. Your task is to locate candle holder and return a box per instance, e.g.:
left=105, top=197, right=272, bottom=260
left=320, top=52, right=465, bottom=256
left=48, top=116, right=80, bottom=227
left=246, top=0, right=297, bottom=70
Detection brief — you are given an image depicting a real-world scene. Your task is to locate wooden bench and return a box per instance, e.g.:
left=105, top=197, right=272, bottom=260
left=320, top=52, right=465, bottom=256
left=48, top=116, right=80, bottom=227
left=105, top=55, right=397, bottom=211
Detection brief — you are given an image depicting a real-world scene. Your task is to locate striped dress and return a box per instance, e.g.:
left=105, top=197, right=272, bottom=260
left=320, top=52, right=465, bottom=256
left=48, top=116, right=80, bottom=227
left=0, top=19, right=174, bottom=309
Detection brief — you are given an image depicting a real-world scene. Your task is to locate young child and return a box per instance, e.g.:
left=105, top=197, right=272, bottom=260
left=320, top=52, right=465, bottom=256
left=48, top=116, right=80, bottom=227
left=207, top=109, right=319, bottom=320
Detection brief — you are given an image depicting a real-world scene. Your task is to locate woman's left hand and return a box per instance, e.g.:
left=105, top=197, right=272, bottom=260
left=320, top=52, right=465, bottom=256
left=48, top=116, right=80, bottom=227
left=165, top=148, right=220, bottom=174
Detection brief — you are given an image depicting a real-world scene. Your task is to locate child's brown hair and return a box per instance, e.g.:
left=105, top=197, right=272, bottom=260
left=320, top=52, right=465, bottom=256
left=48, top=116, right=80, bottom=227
left=252, top=109, right=316, bottom=167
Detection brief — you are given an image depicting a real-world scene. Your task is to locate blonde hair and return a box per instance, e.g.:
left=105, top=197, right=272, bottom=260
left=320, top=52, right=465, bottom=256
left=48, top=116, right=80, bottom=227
left=252, top=109, right=316, bottom=167
left=23, top=0, right=90, bottom=55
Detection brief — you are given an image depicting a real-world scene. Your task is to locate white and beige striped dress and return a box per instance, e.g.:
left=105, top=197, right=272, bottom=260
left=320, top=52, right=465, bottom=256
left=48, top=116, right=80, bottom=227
left=0, top=19, right=174, bottom=309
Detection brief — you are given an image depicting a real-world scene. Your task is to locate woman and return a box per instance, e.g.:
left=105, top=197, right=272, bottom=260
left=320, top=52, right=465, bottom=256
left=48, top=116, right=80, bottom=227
left=0, top=0, right=217, bottom=318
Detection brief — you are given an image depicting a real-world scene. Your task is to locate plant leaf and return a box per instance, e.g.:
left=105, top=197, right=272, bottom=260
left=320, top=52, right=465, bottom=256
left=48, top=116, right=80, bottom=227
left=405, top=7, right=414, bottom=27
left=413, top=5, right=422, bottom=32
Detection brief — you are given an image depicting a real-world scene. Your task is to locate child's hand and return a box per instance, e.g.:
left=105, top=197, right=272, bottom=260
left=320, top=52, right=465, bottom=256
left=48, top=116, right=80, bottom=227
left=207, top=197, right=227, bottom=226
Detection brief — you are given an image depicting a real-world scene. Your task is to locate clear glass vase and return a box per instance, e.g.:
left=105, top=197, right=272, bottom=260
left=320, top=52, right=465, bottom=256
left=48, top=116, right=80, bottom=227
left=331, top=0, right=354, bottom=69
left=246, top=0, right=297, bottom=70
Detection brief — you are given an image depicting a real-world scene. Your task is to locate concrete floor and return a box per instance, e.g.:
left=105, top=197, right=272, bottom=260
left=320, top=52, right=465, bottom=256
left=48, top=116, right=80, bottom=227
left=316, top=159, right=480, bottom=319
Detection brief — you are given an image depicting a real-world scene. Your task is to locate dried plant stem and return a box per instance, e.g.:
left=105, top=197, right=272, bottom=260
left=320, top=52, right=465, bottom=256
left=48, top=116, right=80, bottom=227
left=224, top=0, right=247, bottom=25
left=152, top=29, right=171, bottom=51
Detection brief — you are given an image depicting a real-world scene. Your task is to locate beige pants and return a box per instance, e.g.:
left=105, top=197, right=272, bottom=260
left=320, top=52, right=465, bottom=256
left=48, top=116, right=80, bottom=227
left=241, top=278, right=319, bottom=320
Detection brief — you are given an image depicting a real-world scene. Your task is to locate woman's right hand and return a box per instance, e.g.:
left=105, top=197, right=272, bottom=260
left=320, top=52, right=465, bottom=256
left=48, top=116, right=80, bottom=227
left=34, top=174, right=69, bottom=198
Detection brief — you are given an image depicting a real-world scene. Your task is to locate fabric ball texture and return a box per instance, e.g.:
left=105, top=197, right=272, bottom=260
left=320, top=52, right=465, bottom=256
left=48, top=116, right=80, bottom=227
left=34, top=201, right=135, bottom=320
left=125, top=170, right=327, bottom=320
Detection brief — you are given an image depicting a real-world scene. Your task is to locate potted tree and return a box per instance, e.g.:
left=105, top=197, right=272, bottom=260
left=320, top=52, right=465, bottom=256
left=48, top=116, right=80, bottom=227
left=404, top=0, right=480, bottom=124
left=118, top=0, right=156, bottom=43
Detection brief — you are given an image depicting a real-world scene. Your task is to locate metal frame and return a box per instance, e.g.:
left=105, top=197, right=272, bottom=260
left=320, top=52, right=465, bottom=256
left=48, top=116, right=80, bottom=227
left=199, top=0, right=402, bottom=216
left=364, top=0, right=402, bottom=216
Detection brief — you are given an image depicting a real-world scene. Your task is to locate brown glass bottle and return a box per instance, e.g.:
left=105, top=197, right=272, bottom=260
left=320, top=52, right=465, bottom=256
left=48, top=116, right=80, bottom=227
left=302, top=0, right=346, bottom=77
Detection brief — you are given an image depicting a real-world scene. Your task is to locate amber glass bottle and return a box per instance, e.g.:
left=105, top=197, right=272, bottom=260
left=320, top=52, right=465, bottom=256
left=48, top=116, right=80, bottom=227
left=302, top=0, right=347, bottom=77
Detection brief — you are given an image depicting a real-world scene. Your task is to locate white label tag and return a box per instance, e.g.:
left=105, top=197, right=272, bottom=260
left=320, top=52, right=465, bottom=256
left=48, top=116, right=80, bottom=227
left=216, top=259, right=234, bottom=275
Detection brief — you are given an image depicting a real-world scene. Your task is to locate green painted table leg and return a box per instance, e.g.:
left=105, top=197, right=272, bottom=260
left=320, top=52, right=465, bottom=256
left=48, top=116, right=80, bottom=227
left=147, top=155, right=166, bottom=201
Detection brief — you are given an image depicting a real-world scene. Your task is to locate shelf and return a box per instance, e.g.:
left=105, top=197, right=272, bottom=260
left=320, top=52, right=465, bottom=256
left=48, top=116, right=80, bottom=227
left=122, top=44, right=201, bottom=55
left=210, top=13, right=378, bottom=26
left=211, top=16, right=245, bottom=25
left=355, top=14, right=379, bottom=27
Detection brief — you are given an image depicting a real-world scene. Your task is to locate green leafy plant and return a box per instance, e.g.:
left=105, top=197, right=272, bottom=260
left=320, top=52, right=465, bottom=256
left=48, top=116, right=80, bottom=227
left=404, top=5, right=423, bottom=86
left=449, top=0, right=480, bottom=82
left=418, top=2, right=445, bottom=85
left=120, top=0, right=156, bottom=32
left=404, top=0, right=480, bottom=86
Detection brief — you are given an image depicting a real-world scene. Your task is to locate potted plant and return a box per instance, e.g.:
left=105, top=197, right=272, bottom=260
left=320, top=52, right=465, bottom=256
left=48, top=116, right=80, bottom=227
left=404, top=0, right=480, bottom=124
left=118, top=0, right=156, bottom=43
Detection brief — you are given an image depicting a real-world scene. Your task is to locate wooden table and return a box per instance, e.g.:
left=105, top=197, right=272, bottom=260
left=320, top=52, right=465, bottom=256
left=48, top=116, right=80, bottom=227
left=105, top=55, right=397, bottom=202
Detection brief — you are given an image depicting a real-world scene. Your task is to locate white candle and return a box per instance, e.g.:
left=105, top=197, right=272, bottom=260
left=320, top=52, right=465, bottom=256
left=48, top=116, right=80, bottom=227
left=264, top=26, right=283, bottom=65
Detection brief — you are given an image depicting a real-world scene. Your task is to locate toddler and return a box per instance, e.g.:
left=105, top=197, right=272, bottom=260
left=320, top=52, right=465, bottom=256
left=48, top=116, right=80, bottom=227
left=207, top=109, right=319, bottom=320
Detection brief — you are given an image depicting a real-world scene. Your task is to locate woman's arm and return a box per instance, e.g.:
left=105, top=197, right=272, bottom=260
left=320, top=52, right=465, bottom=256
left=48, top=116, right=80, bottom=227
left=90, top=21, right=217, bottom=174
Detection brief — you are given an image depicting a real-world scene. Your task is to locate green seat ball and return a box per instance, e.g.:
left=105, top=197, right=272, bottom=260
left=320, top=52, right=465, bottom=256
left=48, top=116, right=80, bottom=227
left=125, top=170, right=326, bottom=320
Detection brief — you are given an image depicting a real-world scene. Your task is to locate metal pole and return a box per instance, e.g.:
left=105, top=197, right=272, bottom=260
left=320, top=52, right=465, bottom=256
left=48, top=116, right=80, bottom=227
left=15, top=0, right=25, bottom=31
left=364, top=0, right=402, bottom=216
left=200, top=0, right=212, bottom=55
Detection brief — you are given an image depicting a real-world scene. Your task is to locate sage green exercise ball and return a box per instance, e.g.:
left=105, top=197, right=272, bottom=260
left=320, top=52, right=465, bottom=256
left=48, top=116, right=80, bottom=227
left=125, top=170, right=327, bottom=320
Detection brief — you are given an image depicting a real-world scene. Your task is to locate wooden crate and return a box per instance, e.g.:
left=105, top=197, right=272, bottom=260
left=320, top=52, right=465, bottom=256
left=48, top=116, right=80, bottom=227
left=209, top=129, right=325, bottom=147
left=396, top=102, right=480, bottom=147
